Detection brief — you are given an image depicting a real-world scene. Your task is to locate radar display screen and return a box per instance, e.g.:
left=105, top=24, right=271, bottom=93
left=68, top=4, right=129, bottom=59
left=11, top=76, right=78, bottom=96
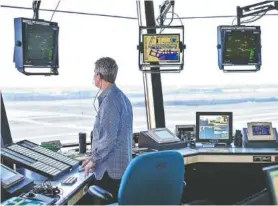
left=223, top=29, right=261, bottom=65
left=199, top=115, right=229, bottom=140
left=143, top=34, right=180, bottom=63
left=24, top=23, right=57, bottom=64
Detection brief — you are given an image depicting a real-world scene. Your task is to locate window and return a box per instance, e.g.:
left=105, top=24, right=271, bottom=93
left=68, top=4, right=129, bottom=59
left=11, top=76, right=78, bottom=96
left=156, top=0, right=278, bottom=132
left=0, top=0, right=146, bottom=144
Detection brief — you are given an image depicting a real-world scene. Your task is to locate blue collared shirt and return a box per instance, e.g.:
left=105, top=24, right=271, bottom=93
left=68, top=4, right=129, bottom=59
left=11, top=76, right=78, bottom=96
left=91, top=84, right=133, bottom=180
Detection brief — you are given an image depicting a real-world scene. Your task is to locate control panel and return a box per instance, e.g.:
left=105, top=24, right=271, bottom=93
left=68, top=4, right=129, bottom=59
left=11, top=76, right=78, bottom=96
left=0, top=140, right=79, bottom=180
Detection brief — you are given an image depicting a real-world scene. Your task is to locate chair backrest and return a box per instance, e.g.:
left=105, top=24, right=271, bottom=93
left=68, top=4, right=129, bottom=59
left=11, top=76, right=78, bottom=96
left=118, top=150, right=185, bottom=205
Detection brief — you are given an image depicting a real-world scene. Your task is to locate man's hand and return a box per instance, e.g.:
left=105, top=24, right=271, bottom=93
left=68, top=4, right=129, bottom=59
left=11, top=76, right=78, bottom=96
left=84, top=160, right=96, bottom=177
left=81, top=157, right=91, bottom=168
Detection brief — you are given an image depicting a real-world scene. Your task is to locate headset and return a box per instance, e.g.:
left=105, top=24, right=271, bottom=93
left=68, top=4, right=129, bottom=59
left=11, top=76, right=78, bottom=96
left=93, top=72, right=103, bottom=114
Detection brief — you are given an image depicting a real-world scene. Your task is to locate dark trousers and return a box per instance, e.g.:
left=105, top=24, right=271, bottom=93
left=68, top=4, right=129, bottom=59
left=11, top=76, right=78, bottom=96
left=94, top=171, right=121, bottom=204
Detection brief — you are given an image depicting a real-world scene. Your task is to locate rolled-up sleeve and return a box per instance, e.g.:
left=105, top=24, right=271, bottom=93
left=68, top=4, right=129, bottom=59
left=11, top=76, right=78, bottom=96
left=91, top=98, right=120, bottom=163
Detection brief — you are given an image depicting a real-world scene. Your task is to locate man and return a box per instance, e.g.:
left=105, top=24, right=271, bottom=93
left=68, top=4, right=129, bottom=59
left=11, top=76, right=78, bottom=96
left=82, top=57, right=133, bottom=202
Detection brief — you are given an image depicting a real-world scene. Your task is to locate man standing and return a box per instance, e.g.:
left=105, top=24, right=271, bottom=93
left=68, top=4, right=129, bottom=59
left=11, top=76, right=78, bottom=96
left=82, top=57, right=133, bottom=202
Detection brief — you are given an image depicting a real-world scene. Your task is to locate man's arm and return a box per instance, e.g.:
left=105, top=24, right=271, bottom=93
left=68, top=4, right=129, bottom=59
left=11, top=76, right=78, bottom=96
left=91, top=98, right=120, bottom=164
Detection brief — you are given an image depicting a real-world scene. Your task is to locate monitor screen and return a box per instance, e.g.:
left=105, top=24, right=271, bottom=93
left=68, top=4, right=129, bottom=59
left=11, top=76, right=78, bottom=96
left=269, top=170, right=278, bottom=204
left=143, top=34, right=180, bottom=63
left=247, top=122, right=275, bottom=141
left=24, top=23, right=57, bottom=64
left=223, top=29, right=260, bottom=65
left=154, top=130, right=174, bottom=139
left=1, top=166, right=16, bottom=180
left=199, top=115, right=229, bottom=140
left=252, top=125, right=271, bottom=136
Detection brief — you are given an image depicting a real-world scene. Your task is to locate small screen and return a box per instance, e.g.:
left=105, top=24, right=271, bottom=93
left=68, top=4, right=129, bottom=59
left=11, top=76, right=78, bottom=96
left=223, top=30, right=260, bottom=65
left=199, top=115, right=229, bottom=139
left=269, top=170, right=278, bottom=203
left=154, top=130, right=174, bottom=139
left=143, top=34, right=180, bottom=63
left=24, top=23, right=57, bottom=63
left=1, top=166, right=16, bottom=180
left=252, top=125, right=271, bottom=136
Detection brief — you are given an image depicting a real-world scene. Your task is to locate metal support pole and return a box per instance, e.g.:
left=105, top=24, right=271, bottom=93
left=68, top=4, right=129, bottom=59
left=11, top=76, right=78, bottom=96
left=144, top=0, right=166, bottom=128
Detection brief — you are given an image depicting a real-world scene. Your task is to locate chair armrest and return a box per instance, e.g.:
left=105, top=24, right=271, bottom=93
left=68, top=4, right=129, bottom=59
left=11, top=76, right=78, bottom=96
left=88, top=185, right=113, bottom=202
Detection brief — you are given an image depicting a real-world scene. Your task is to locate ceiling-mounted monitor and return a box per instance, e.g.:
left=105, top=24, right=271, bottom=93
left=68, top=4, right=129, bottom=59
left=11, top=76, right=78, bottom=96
left=217, top=25, right=261, bottom=72
left=138, top=25, right=185, bottom=73
left=14, top=18, right=59, bottom=75
left=143, top=33, right=180, bottom=63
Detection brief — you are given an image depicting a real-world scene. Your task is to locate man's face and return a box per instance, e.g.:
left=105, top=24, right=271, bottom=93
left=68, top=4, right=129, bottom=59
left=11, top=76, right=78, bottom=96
left=93, top=70, right=101, bottom=88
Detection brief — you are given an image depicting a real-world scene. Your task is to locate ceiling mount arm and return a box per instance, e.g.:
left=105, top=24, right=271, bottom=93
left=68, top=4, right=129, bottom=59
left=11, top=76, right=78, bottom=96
left=236, top=0, right=278, bottom=25
left=33, top=0, right=41, bottom=20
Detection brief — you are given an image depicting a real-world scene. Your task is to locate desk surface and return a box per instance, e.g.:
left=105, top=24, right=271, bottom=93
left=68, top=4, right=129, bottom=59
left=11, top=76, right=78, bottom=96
left=13, top=147, right=278, bottom=205
left=19, top=168, right=94, bottom=205
left=172, top=147, right=278, bottom=164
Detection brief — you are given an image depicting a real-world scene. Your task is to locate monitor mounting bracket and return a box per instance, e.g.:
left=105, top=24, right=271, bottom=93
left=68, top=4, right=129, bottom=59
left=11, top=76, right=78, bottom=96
left=236, top=1, right=278, bottom=25
left=157, top=0, right=175, bottom=26
left=33, top=0, right=41, bottom=20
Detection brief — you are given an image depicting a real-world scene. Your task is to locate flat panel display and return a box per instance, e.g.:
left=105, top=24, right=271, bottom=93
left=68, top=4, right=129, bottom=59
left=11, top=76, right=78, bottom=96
left=247, top=122, right=275, bottom=141
left=223, top=29, right=260, bottom=65
left=196, top=112, right=233, bottom=143
left=154, top=130, right=175, bottom=139
left=199, top=115, right=229, bottom=139
left=143, top=34, right=180, bottom=63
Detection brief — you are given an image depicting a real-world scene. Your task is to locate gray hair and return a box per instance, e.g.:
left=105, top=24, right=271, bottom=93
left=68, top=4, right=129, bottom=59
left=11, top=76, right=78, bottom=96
left=94, top=57, right=118, bottom=83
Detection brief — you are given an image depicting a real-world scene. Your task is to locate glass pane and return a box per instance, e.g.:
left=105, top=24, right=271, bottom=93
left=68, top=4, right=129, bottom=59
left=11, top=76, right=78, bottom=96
left=161, top=16, right=278, bottom=132
left=0, top=5, right=146, bottom=144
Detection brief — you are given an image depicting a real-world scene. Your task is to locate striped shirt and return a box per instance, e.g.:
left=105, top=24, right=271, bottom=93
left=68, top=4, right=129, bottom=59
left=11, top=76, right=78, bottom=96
left=91, top=84, right=133, bottom=180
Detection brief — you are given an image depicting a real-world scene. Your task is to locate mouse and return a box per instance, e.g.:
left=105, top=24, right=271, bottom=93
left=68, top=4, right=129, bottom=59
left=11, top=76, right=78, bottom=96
left=26, top=192, right=36, bottom=198
left=78, top=165, right=85, bottom=172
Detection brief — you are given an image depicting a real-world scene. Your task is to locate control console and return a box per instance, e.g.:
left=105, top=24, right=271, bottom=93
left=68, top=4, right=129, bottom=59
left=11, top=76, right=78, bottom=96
left=0, top=140, right=79, bottom=180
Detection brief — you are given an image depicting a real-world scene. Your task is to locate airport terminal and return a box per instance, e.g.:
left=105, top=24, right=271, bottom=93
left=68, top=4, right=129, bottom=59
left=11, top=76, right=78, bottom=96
left=1, top=0, right=278, bottom=205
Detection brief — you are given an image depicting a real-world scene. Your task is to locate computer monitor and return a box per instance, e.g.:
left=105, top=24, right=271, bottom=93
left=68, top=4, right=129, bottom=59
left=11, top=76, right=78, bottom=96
left=147, top=128, right=180, bottom=144
left=0, top=92, right=13, bottom=147
left=1, top=163, right=25, bottom=189
left=217, top=25, right=261, bottom=68
left=263, top=165, right=278, bottom=205
left=247, top=122, right=276, bottom=141
left=196, top=112, right=233, bottom=144
left=142, top=34, right=180, bottom=63
left=14, top=18, right=59, bottom=72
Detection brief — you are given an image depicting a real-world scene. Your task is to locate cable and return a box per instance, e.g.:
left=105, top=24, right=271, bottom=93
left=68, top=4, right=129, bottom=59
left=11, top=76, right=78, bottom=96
left=0, top=5, right=138, bottom=20
left=50, top=0, right=62, bottom=21
left=2, top=4, right=278, bottom=21
left=232, top=10, right=268, bottom=25
left=242, top=12, right=267, bottom=24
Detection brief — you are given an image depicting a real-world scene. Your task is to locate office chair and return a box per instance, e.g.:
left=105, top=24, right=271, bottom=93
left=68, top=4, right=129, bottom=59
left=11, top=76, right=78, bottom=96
left=89, top=150, right=185, bottom=205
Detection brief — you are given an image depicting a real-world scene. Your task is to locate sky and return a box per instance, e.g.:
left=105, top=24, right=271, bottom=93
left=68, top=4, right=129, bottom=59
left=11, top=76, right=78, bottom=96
left=0, top=0, right=278, bottom=89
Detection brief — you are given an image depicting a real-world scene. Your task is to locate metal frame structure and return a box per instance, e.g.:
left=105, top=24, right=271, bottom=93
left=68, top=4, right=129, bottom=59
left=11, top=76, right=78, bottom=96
left=236, top=0, right=278, bottom=25
left=142, top=0, right=166, bottom=129
left=138, top=25, right=185, bottom=73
